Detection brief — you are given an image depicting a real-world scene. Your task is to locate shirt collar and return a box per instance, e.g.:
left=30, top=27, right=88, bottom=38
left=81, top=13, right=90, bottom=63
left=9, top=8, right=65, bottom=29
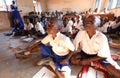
left=56, top=32, right=61, bottom=37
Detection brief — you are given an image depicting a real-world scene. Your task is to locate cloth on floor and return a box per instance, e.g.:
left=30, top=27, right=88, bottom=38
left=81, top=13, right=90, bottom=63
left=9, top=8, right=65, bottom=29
left=32, top=66, right=56, bottom=78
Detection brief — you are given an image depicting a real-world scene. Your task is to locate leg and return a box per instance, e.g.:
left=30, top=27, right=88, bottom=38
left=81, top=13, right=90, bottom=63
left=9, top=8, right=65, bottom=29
left=49, top=61, right=65, bottom=78
left=70, top=52, right=81, bottom=65
left=39, top=45, right=71, bottom=78
left=24, top=40, right=41, bottom=55
left=15, top=41, right=41, bottom=58
left=105, top=65, right=120, bottom=78
left=26, top=44, right=40, bottom=53
left=26, top=45, right=40, bottom=53
left=98, top=57, right=120, bottom=78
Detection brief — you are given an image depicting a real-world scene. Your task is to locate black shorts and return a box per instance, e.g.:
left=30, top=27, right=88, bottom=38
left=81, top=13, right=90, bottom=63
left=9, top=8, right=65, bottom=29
left=80, top=50, right=110, bottom=67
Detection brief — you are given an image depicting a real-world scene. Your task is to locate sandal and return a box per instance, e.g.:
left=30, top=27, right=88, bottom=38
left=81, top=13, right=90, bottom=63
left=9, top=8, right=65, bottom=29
left=15, top=51, right=31, bottom=59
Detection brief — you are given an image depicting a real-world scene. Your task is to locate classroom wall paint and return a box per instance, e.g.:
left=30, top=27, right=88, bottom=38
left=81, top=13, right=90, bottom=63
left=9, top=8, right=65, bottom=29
left=17, top=0, right=34, bottom=16
left=45, top=0, right=95, bottom=12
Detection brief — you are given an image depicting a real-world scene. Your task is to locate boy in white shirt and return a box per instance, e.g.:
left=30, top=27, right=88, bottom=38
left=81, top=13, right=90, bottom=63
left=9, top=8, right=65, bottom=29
left=33, top=16, right=46, bottom=37
left=16, top=18, right=75, bottom=78
left=71, top=15, right=120, bottom=78
left=23, top=16, right=34, bottom=36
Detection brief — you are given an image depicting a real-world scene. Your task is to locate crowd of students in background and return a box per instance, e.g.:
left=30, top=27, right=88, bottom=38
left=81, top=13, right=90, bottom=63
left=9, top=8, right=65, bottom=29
left=6, top=6, right=120, bottom=38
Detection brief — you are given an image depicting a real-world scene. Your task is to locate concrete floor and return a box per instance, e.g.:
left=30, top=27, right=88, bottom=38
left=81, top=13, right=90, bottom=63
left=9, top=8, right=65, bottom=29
left=0, top=30, right=42, bottom=78
left=0, top=30, right=120, bottom=78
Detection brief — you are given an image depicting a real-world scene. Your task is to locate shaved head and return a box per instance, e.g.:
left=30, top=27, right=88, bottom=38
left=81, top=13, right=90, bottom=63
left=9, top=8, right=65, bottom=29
left=84, top=15, right=101, bottom=27
left=83, top=15, right=101, bottom=36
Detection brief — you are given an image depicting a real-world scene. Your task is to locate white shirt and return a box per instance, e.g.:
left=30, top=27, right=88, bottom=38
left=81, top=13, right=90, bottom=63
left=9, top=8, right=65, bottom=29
left=35, top=22, right=45, bottom=34
left=67, top=20, right=73, bottom=26
left=41, top=32, right=75, bottom=56
left=64, top=20, right=73, bottom=33
left=24, top=23, right=33, bottom=30
left=75, top=20, right=84, bottom=30
left=112, top=22, right=120, bottom=29
left=73, top=30, right=120, bottom=69
left=73, top=20, right=78, bottom=27
left=97, top=22, right=110, bottom=33
left=109, top=21, right=116, bottom=28
left=65, top=25, right=72, bottom=33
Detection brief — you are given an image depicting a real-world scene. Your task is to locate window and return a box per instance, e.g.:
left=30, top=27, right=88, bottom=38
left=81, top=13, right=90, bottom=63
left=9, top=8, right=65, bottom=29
left=94, top=0, right=100, bottom=9
left=116, top=0, right=120, bottom=8
left=0, top=0, right=7, bottom=11
left=94, top=0, right=101, bottom=13
left=0, top=0, right=16, bottom=11
left=33, top=0, right=42, bottom=12
left=108, top=0, right=113, bottom=9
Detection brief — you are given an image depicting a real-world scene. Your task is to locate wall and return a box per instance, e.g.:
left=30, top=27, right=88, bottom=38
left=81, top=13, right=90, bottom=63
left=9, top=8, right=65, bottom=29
left=45, top=0, right=95, bottom=13
left=17, top=0, right=34, bottom=16
left=109, top=8, right=120, bottom=16
left=42, top=0, right=120, bottom=16
left=100, top=0, right=108, bottom=11
left=40, top=0, right=47, bottom=12
left=0, top=12, right=12, bottom=30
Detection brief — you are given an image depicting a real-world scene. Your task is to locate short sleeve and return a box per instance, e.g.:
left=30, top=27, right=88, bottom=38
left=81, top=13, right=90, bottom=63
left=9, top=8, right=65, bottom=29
left=73, top=31, right=83, bottom=51
left=97, top=35, right=111, bottom=58
left=65, top=37, right=75, bottom=51
left=41, top=35, right=53, bottom=44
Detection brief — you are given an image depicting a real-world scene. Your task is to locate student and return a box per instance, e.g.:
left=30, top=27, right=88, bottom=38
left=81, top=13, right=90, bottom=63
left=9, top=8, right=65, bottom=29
left=15, top=18, right=75, bottom=78
left=23, top=16, right=34, bottom=36
left=71, top=15, right=120, bottom=78
left=11, top=18, right=24, bottom=36
left=32, top=16, right=46, bottom=37
left=4, top=18, right=24, bottom=36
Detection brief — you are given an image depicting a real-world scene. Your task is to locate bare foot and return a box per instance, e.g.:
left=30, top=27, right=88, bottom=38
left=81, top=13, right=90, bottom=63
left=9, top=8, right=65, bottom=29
left=24, top=51, right=31, bottom=55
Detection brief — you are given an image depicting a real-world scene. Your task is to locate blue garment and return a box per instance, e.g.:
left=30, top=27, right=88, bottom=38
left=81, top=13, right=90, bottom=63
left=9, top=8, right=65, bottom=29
left=11, top=11, right=24, bottom=29
left=40, top=44, right=71, bottom=70
left=12, top=23, right=23, bottom=35
left=11, top=5, right=24, bottom=29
